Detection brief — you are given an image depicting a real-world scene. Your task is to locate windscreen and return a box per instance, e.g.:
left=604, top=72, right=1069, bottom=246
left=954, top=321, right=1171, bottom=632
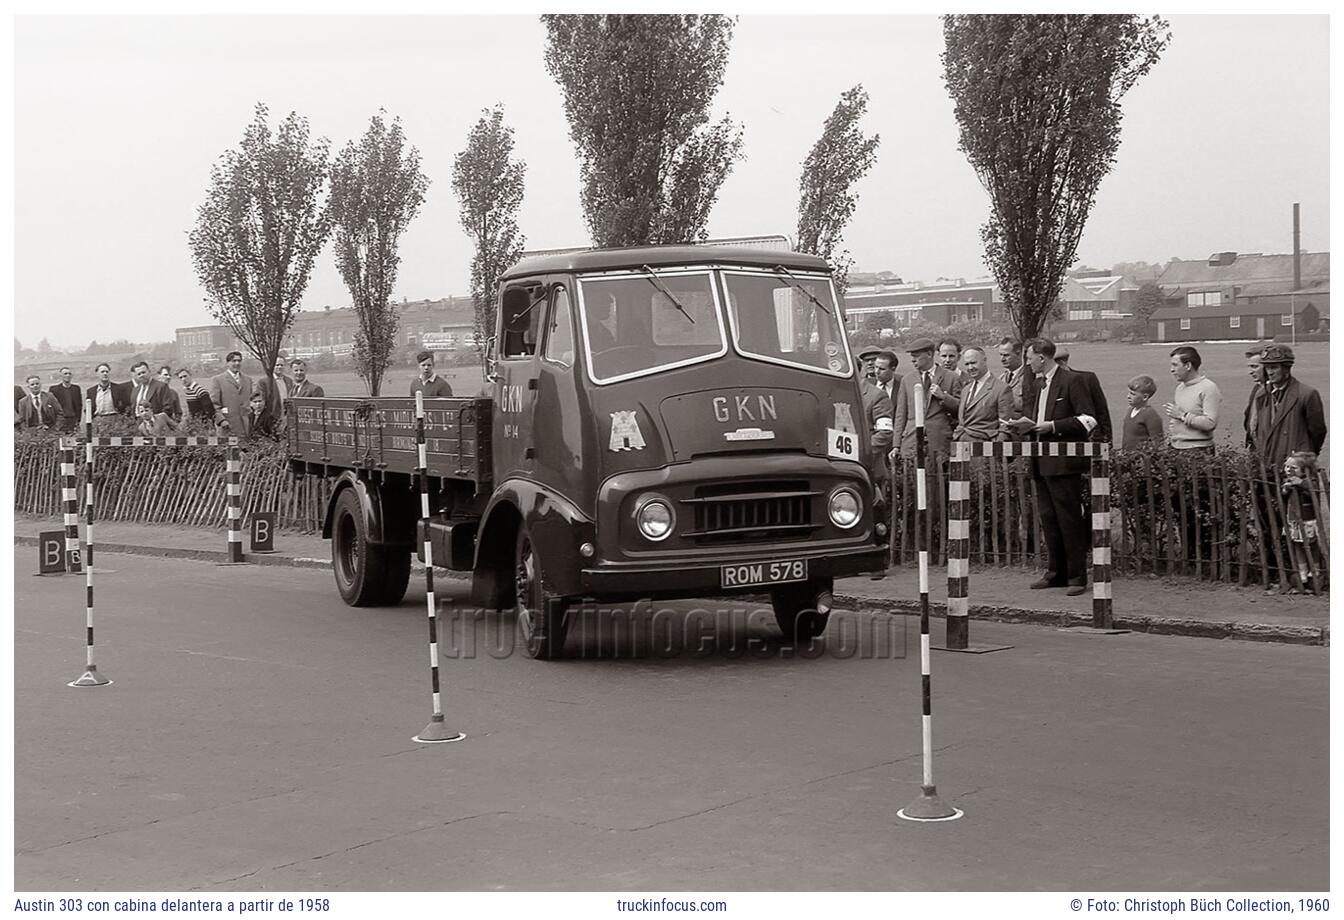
left=723, top=270, right=851, bottom=377
left=578, top=270, right=725, bottom=382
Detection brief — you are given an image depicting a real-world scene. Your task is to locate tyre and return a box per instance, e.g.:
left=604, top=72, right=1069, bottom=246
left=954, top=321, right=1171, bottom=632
left=514, top=526, right=570, bottom=660
left=331, top=486, right=410, bottom=607
left=771, top=579, right=831, bottom=643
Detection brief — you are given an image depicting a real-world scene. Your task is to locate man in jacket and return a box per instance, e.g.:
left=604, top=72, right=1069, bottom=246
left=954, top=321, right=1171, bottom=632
left=1241, top=341, right=1271, bottom=450
left=255, top=354, right=296, bottom=413
left=49, top=367, right=83, bottom=431
left=1250, top=344, right=1326, bottom=469
left=290, top=358, right=325, bottom=398
left=1007, top=337, right=1099, bottom=596
left=17, top=375, right=61, bottom=428
left=996, top=337, right=1028, bottom=416
left=953, top=347, right=1014, bottom=443
left=86, top=363, right=133, bottom=433
left=410, top=350, right=454, bottom=398
left=1055, top=348, right=1114, bottom=446
left=129, top=361, right=181, bottom=434
left=892, top=337, right=962, bottom=460
left=208, top=351, right=254, bottom=435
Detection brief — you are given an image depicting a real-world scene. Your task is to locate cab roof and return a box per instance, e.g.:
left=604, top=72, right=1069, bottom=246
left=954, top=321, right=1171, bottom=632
left=500, top=245, right=831, bottom=281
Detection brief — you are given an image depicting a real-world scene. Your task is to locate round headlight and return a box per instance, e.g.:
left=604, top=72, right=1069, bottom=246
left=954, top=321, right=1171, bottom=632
left=636, top=499, right=674, bottom=541
left=828, top=487, right=862, bottom=529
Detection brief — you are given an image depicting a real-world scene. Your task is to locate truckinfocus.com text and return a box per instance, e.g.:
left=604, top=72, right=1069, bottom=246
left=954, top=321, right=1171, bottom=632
left=434, top=604, right=909, bottom=660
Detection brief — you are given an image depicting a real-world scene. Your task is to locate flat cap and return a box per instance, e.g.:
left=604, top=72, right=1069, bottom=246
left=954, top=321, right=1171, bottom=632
left=855, top=344, right=882, bottom=359
left=1260, top=343, right=1296, bottom=365
left=905, top=337, right=936, bottom=354
left=1054, top=347, right=1070, bottom=361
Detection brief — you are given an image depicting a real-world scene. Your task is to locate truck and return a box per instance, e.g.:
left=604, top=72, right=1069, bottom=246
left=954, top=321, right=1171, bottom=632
left=286, top=245, right=889, bottom=659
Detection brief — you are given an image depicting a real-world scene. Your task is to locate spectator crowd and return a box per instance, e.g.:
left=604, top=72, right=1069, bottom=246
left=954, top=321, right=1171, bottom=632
left=14, top=352, right=330, bottom=440
left=853, top=335, right=1327, bottom=595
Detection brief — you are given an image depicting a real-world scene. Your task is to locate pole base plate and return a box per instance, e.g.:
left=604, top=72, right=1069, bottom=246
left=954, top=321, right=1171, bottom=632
left=897, top=785, right=963, bottom=822
left=413, top=717, right=466, bottom=744
left=933, top=642, right=1014, bottom=654
left=67, top=669, right=112, bottom=688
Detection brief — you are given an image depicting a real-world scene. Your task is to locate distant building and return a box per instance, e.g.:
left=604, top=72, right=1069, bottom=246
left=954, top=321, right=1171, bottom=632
left=176, top=297, right=477, bottom=369
left=842, top=272, right=1134, bottom=338
left=1147, top=251, right=1329, bottom=342
left=842, top=277, right=1004, bottom=330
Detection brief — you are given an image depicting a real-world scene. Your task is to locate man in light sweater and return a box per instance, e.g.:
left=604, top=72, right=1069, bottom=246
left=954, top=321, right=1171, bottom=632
left=1163, top=345, right=1220, bottom=452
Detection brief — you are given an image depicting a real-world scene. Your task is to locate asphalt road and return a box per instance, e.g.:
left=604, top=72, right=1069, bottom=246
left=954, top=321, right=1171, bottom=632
left=14, top=548, right=1328, bottom=891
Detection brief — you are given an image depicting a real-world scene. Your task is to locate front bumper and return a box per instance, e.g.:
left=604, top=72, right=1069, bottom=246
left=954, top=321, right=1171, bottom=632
left=579, top=543, right=888, bottom=601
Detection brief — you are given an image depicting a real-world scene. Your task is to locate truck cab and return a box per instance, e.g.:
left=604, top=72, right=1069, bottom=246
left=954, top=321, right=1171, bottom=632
left=474, top=245, right=887, bottom=656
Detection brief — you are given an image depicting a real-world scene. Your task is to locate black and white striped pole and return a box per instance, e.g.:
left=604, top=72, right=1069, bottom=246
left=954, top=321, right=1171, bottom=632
left=412, top=391, right=465, bottom=745
left=69, top=399, right=110, bottom=688
left=898, top=382, right=961, bottom=822
left=60, top=438, right=81, bottom=575
left=220, top=439, right=246, bottom=564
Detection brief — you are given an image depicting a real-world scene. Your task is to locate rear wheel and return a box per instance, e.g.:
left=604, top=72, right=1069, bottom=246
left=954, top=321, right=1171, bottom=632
left=331, top=487, right=411, bottom=607
left=514, top=527, right=570, bottom=660
left=771, top=578, right=832, bottom=643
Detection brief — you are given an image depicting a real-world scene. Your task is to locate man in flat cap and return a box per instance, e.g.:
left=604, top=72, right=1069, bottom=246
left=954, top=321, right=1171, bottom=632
left=1249, top=344, right=1326, bottom=469
left=891, top=337, right=962, bottom=461
left=1241, top=340, right=1273, bottom=450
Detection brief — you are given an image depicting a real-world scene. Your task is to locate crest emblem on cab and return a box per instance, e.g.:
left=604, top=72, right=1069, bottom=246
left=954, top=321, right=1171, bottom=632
left=609, top=410, right=646, bottom=451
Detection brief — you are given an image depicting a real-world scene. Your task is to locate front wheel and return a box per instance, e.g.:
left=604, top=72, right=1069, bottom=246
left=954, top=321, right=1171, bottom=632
left=331, top=487, right=411, bottom=607
left=771, top=578, right=832, bottom=643
left=515, top=527, right=570, bottom=660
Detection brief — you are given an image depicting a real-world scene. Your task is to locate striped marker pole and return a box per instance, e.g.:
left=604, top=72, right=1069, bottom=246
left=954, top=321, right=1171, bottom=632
left=68, top=400, right=110, bottom=688
left=221, top=440, right=245, bottom=564
left=945, top=441, right=970, bottom=649
left=60, top=440, right=81, bottom=574
left=412, top=391, right=464, bottom=745
left=1090, top=446, right=1114, bottom=629
left=898, top=384, right=962, bottom=822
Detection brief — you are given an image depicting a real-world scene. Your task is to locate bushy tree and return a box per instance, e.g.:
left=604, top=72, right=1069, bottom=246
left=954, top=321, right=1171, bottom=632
left=796, top=85, right=880, bottom=295
left=329, top=110, right=429, bottom=396
left=188, top=103, right=332, bottom=410
left=942, top=14, right=1170, bottom=340
left=451, top=106, right=526, bottom=360
left=541, top=14, right=744, bottom=247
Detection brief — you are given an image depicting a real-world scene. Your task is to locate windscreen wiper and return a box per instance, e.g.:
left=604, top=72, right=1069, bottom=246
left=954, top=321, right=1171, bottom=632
left=639, top=264, right=696, bottom=324
left=773, top=265, right=833, bottom=317
left=510, top=288, right=550, bottom=326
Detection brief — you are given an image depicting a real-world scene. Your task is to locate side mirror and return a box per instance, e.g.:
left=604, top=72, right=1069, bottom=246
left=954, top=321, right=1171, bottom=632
left=482, top=335, right=500, bottom=382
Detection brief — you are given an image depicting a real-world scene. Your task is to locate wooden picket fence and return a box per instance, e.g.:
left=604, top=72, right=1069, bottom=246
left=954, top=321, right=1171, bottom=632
left=13, top=435, right=1329, bottom=589
left=887, top=444, right=1329, bottom=591
left=13, top=438, right=333, bottom=534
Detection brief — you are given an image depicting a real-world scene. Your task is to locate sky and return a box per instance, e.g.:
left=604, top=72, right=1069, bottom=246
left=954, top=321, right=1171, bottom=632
left=11, top=13, right=1331, bottom=348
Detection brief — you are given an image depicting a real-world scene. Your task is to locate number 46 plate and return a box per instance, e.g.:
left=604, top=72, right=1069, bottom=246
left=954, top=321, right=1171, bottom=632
left=827, top=427, right=859, bottom=460
left=721, top=558, right=809, bottom=588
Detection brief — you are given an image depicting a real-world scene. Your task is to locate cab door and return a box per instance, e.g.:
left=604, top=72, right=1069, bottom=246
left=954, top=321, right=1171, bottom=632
left=493, top=281, right=545, bottom=480
left=531, top=283, right=590, bottom=510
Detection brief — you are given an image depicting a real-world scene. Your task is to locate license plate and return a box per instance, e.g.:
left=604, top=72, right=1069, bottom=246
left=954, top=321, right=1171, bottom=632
left=720, top=558, right=809, bottom=588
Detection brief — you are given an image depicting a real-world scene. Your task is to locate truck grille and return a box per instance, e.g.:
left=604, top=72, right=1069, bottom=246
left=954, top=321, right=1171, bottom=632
left=680, top=480, right=820, bottom=543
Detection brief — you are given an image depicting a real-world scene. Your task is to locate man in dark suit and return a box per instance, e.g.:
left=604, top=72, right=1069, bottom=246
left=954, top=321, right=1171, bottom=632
left=129, top=360, right=181, bottom=434
left=86, top=362, right=133, bottom=433
left=49, top=367, right=83, bottom=432
left=953, top=347, right=1014, bottom=443
left=1055, top=348, right=1113, bottom=445
left=289, top=358, right=325, bottom=397
left=1007, top=337, right=1099, bottom=596
left=17, top=375, right=61, bottom=428
left=891, top=337, right=962, bottom=460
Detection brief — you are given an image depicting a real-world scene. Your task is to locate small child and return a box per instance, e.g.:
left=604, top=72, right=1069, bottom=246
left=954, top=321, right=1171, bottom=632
left=1121, top=375, right=1163, bottom=448
left=1281, top=451, right=1322, bottom=592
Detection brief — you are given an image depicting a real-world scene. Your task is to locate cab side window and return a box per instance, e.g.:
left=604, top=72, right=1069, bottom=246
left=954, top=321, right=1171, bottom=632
left=543, top=286, right=575, bottom=366
left=501, top=284, right=543, bottom=358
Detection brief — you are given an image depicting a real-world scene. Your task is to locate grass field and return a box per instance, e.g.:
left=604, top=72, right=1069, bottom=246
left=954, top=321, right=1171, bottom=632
left=308, top=341, right=1331, bottom=463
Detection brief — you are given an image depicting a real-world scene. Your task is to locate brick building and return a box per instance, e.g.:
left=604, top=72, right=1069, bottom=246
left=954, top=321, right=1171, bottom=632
left=1147, top=251, right=1329, bottom=342
left=176, top=297, right=476, bottom=370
